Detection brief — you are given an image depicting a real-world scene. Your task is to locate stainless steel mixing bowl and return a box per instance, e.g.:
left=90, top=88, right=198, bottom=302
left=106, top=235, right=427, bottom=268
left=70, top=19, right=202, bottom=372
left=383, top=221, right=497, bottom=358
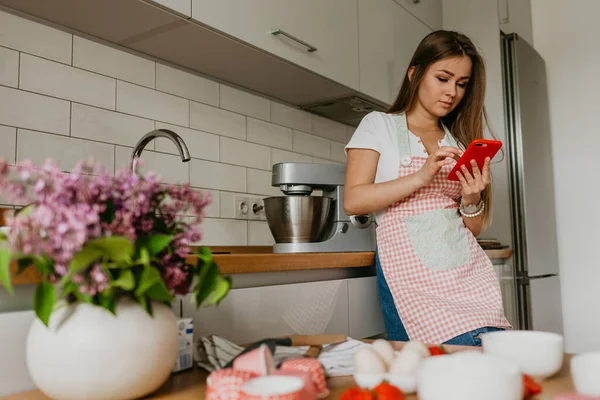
left=263, top=196, right=332, bottom=243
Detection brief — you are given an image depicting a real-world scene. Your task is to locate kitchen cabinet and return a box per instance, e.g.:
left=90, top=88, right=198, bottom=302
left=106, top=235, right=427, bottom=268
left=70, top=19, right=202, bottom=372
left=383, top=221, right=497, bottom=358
left=190, top=0, right=359, bottom=90
left=358, top=0, right=432, bottom=104
left=182, top=279, right=350, bottom=344
left=348, top=276, right=386, bottom=338
left=393, top=0, right=442, bottom=30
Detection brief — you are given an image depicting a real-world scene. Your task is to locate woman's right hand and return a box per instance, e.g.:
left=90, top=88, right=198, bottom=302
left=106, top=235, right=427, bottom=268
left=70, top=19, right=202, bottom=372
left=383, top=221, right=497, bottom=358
left=414, top=146, right=462, bottom=187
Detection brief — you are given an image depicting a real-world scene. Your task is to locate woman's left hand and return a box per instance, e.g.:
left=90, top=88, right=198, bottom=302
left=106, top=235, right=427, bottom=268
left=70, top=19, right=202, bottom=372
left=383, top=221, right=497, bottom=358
left=456, top=157, right=491, bottom=206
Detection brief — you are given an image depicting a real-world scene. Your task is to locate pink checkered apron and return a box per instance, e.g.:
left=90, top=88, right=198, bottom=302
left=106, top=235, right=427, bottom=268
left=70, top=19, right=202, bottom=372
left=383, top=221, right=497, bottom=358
left=376, top=113, right=510, bottom=344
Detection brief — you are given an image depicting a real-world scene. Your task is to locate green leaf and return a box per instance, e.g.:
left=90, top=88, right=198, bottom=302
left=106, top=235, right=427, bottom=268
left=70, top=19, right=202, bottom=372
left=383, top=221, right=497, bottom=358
left=17, top=205, right=33, bottom=217
left=0, top=248, right=14, bottom=295
left=145, top=280, right=174, bottom=303
left=138, top=247, right=150, bottom=267
left=33, top=256, right=53, bottom=276
left=16, top=257, right=34, bottom=275
left=111, top=269, right=135, bottom=291
left=138, top=295, right=153, bottom=316
left=135, top=265, right=161, bottom=297
left=34, top=281, right=56, bottom=327
left=138, top=234, right=174, bottom=257
left=193, top=261, right=220, bottom=307
left=206, top=275, right=232, bottom=306
left=60, top=246, right=103, bottom=284
left=98, top=292, right=116, bottom=315
left=196, top=246, right=213, bottom=265
left=87, top=236, right=134, bottom=263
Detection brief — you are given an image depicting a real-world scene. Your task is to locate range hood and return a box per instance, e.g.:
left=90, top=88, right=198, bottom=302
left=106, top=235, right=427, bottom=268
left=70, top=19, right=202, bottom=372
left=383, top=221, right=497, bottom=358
left=0, top=0, right=388, bottom=126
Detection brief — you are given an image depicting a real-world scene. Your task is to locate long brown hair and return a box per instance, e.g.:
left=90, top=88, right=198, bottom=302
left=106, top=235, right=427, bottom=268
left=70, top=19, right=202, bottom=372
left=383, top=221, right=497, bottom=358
left=388, top=30, right=496, bottom=228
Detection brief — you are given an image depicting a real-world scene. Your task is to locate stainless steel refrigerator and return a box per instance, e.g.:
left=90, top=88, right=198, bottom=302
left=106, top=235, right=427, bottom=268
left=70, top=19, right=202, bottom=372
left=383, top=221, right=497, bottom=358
left=501, top=32, right=564, bottom=334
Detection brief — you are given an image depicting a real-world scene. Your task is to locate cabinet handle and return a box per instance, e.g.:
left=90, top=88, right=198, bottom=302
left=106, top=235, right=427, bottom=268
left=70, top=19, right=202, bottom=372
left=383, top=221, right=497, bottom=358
left=270, top=29, right=317, bottom=53
left=413, top=0, right=421, bottom=3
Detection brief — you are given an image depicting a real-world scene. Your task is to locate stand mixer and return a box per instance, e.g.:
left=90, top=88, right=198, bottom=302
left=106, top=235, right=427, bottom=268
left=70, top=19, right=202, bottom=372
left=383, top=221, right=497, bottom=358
left=263, top=162, right=376, bottom=254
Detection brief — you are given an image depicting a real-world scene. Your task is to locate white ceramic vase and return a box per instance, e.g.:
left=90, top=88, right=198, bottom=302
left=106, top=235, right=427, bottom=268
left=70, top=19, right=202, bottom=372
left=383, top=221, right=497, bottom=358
left=26, top=297, right=179, bottom=400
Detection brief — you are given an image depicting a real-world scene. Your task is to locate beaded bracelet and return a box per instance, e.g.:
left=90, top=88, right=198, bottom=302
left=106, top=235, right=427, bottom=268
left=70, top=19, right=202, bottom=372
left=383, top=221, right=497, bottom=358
left=459, top=199, right=485, bottom=218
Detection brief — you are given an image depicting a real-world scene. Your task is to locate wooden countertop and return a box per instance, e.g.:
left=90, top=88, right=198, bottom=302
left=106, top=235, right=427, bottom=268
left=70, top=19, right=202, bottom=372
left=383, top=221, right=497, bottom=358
left=1, top=207, right=512, bottom=286
left=6, top=341, right=574, bottom=400
left=7, top=246, right=512, bottom=286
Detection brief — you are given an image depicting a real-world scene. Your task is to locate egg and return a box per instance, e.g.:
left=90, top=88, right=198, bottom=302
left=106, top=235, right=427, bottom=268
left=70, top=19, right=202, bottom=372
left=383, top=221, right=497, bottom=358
left=389, top=347, right=423, bottom=376
left=354, top=346, right=388, bottom=374
left=371, top=339, right=396, bottom=366
left=401, top=340, right=430, bottom=358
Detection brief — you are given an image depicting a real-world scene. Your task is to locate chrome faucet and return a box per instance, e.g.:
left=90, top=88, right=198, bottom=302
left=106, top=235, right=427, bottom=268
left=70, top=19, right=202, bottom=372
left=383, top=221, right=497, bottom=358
left=130, top=129, right=191, bottom=174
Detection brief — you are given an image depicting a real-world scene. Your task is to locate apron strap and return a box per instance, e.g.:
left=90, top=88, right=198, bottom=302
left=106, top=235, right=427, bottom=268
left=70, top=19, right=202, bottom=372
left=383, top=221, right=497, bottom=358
left=393, top=112, right=413, bottom=167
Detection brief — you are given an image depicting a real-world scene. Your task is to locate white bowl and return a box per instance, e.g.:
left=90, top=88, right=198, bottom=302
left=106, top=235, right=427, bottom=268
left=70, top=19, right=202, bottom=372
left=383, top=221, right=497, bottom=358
left=481, top=330, right=564, bottom=380
left=417, top=351, right=522, bottom=400
left=571, top=352, right=600, bottom=396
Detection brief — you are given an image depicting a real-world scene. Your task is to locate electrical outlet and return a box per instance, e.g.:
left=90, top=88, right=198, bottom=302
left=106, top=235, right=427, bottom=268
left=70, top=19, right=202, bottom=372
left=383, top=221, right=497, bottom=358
left=234, top=195, right=250, bottom=219
left=248, top=195, right=266, bottom=220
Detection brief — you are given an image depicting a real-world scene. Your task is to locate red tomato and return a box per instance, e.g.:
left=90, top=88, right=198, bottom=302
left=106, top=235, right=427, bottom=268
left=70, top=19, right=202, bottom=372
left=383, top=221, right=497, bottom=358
left=522, top=374, right=542, bottom=399
left=373, top=382, right=406, bottom=400
left=340, top=387, right=376, bottom=400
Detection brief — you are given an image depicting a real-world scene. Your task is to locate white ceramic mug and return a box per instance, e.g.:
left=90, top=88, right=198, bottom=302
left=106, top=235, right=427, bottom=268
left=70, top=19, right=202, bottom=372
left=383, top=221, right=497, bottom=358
left=571, top=352, right=600, bottom=397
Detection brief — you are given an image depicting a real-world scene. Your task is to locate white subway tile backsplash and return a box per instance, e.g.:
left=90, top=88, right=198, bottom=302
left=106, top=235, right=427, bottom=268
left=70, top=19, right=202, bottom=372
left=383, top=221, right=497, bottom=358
left=219, top=191, right=244, bottom=219
left=0, top=46, right=18, bottom=88
left=20, top=54, right=116, bottom=110
left=247, top=118, right=292, bottom=150
left=73, top=37, right=155, bottom=88
left=117, top=81, right=189, bottom=126
left=191, top=159, right=246, bottom=192
left=0, top=11, right=72, bottom=64
left=156, top=64, right=218, bottom=106
left=271, top=148, right=312, bottom=165
left=0, top=125, right=16, bottom=164
left=220, top=85, right=270, bottom=121
left=247, top=168, right=280, bottom=197
left=346, top=125, right=356, bottom=142
left=71, top=103, right=154, bottom=147
left=311, top=115, right=348, bottom=143
left=155, top=122, right=219, bottom=162
left=312, top=157, right=340, bottom=164
left=330, top=141, right=347, bottom=163
left=248, top=221, right=274, bottom=245
left=190, top=102, right=245, bottom=140
left=115, top=146, right=189, bottom=184
left=0, top=86, right=70, bottom=135
left=17, top=129, right=115, bottom=173
left=292, top=130, right=331, bottom=159
left=199, top=218, right=247, bottom=246
left=200, top=189, right=220, bottom=218
left=0, top=14, right=361, bottom=251
left=220, top=137, right=270, bottom=170
left=270, top=103, right=311, bottom=132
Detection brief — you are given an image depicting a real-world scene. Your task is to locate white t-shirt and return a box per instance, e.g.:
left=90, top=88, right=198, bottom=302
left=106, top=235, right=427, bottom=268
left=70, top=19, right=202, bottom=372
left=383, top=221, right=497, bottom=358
left=344, top=111, right=457, bottom=225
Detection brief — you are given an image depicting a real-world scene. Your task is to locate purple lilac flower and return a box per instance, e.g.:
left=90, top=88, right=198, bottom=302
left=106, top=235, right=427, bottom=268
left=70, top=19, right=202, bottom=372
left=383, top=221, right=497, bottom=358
left=0, top=157, right=211, bottom=297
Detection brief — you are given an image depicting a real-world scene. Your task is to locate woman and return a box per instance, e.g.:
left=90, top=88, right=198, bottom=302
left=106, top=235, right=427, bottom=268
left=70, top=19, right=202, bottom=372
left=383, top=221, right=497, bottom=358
left=344, top=30, right=511, bottom=347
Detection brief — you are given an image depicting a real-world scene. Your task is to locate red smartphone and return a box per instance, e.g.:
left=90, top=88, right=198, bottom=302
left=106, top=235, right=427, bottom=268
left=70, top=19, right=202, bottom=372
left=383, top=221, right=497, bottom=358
left=447, top=139, right=502, bottom=181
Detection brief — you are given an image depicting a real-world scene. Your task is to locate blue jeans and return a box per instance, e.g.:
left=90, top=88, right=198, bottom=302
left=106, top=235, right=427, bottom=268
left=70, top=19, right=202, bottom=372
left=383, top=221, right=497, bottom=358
left=375, top=249, right=504, bottom=346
